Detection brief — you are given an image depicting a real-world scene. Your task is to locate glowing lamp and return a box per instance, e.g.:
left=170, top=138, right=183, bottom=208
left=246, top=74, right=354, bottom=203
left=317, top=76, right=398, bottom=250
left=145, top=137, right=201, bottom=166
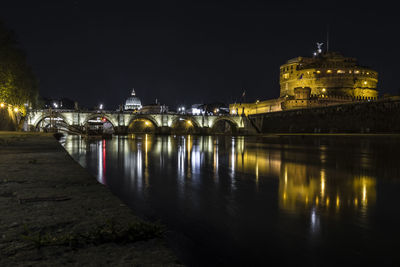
left=145, top=121, right=149, bottom=126
left=14, top=107, right=19, bottom=112
left=0, top=103, right=4, bottom=108
left=101, top=117, right=107, bottom=122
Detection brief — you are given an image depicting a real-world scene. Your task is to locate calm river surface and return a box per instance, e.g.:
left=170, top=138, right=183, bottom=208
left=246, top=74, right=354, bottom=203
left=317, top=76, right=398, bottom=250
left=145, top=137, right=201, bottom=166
left=62, top=134, right=400, bottom=266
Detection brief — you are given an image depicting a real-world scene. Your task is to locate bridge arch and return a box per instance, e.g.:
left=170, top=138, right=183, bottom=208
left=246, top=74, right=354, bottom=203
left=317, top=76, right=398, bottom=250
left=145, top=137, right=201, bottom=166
left=170, top=116, right=200, bottom=134
left=128, top=114, right=160, bottom=128
left=171, top=116, right=201, bottom=128
left=210, top=117, right=239, bottom=134
left=82, top=114, right=117, bottom=135
left=83, top=113, right=118, bottom=128
left=127, top=115, right=160, bottom=133
left=33, top=112, right=70, bottom=131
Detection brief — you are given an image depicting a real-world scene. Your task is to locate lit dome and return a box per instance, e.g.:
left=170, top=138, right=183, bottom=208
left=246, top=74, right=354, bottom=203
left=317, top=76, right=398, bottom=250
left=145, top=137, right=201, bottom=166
left=124, top=89, right=142, bottom=110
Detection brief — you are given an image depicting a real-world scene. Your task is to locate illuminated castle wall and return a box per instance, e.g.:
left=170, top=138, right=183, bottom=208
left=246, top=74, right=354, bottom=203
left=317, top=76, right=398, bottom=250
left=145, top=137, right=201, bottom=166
left=230, top=51, right=379, bottom=115
left=280, top=52, right=378, bottom=99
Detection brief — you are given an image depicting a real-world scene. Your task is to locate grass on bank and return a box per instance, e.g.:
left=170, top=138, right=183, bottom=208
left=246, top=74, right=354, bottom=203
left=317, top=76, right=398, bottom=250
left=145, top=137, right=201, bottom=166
left=21, top=219, right=165, bottom=249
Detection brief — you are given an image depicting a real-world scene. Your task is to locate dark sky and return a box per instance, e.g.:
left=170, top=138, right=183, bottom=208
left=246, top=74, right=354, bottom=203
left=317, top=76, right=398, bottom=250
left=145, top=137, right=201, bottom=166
left=1, top=1, right=399, bottom=109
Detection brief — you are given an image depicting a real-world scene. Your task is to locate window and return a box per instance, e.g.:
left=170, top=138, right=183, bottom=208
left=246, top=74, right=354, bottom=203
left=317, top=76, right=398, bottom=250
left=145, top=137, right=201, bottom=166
left=327, top=70, right=332, bottom=74
left=337, top=70, right=345, bottom=74
left=283, top=73, right=289, bottom=79
left=354, top=70, right=360, bottom=74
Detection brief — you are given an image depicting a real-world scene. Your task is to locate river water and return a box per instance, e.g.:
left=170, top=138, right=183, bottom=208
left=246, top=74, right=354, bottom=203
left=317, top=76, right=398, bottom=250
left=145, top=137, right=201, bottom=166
left=62, top=134, right=400, bottom=266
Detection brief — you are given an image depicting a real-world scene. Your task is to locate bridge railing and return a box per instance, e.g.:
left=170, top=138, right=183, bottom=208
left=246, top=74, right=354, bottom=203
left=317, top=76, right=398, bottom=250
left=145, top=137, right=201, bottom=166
left=29, top=109, right=241, bottom=117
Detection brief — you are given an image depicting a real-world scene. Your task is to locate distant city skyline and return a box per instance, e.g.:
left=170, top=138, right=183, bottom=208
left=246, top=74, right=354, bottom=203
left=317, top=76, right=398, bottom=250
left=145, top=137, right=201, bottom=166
left=1, top=1, right=399, bottom=108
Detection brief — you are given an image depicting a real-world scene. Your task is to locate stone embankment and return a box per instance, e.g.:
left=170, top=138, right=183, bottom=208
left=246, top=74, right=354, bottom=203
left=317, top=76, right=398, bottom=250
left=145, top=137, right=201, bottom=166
left=250, top=99, right=400, bottom=133
left=0, top=132, right=181, bottom=266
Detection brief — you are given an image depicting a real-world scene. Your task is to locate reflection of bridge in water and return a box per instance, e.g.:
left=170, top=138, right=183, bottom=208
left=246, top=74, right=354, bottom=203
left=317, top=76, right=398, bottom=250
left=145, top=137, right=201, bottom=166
left=28, top=109, right=256, bottom=134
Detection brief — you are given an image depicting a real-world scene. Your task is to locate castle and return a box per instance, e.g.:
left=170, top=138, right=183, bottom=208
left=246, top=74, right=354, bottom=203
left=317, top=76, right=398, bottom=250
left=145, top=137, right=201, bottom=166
left=230, top=49, right=378, bottom=115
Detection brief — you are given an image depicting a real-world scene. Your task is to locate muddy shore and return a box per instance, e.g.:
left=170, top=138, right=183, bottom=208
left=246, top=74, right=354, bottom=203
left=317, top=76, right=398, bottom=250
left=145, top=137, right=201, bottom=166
left=0, top=132, right=181, bottom=266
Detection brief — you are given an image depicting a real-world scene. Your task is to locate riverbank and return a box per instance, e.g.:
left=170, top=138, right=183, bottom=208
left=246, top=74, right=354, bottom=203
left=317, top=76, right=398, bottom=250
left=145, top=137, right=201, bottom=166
left=0, top=132, right=181, bottom=266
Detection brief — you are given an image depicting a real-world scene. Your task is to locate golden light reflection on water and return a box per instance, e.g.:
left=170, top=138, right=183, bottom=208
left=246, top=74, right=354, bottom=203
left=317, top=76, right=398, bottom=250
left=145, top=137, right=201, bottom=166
left=65, top=134, right=377, bottom=217
left=279, top=168, right=375, bottom=213
left=224, top=137, right=376, bottom=214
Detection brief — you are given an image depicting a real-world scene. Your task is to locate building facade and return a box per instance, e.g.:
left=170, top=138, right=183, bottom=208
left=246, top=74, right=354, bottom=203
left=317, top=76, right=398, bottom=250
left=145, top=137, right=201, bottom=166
left=280, top=51, right=378, bottom=100
left=230, top=51, right=379, bottom=115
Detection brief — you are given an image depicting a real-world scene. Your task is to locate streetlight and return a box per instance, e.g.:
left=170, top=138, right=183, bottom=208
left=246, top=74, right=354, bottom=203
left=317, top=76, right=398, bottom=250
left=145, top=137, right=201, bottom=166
left=178, top=106, right=185, bottom=114
left=256, top=100, right=260, bottom=114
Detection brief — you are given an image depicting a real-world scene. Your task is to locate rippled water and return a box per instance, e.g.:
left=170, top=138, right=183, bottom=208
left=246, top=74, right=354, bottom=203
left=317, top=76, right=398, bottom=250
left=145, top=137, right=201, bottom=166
left=62, top=134, right=400, bottom=266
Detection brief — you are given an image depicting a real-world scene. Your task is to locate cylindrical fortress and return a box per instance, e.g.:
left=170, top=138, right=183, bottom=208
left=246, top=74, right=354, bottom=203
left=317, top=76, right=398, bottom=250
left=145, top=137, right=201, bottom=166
left=294, top=87, right=311, bottom=100
left=279, top=52, right=378, bottom=100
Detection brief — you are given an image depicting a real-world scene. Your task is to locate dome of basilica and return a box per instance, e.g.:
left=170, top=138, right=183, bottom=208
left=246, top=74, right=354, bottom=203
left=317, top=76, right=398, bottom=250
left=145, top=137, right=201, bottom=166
left=124, top=89, right=142, bottom=110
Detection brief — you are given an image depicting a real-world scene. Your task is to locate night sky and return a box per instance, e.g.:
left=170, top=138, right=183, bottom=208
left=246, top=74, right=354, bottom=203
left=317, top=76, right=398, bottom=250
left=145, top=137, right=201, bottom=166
left=1, top=1, right=399, bottom=109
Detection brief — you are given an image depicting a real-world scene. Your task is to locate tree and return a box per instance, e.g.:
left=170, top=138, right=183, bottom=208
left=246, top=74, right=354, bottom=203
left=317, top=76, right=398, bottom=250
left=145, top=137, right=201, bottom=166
left=0, top=20, right=38, bottom=112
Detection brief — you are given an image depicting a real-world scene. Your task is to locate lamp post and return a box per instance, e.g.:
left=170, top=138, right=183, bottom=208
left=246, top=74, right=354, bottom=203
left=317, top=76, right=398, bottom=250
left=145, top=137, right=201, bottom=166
left=256, top=100, right=259, bottom=114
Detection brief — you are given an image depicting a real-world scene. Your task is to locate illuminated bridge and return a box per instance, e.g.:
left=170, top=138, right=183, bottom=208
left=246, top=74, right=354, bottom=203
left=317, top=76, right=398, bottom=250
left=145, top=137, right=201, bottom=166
left=27, top=109, right=256, bottom=135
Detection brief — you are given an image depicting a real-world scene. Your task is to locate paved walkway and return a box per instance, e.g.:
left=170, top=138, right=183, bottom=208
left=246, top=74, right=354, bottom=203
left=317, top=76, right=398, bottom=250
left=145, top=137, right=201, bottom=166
left=0, top=132, right=180, bottom=266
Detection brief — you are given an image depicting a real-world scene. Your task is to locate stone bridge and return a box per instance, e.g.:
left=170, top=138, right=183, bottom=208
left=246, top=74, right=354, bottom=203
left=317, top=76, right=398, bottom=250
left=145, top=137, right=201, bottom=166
left=27, top=109, right=256, bottom=134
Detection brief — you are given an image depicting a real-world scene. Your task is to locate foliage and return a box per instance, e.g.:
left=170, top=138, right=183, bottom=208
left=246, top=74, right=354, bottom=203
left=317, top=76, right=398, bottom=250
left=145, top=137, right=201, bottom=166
left=0, top=20, right=38, bottom=108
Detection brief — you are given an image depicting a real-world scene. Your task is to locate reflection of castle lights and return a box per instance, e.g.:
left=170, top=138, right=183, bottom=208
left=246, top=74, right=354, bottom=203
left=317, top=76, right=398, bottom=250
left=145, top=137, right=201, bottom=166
left=362, top=183, right=367, bottom=203
left=255, top=161, right=259, bottom=185
left=284, top=166, right=288, bottom=185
